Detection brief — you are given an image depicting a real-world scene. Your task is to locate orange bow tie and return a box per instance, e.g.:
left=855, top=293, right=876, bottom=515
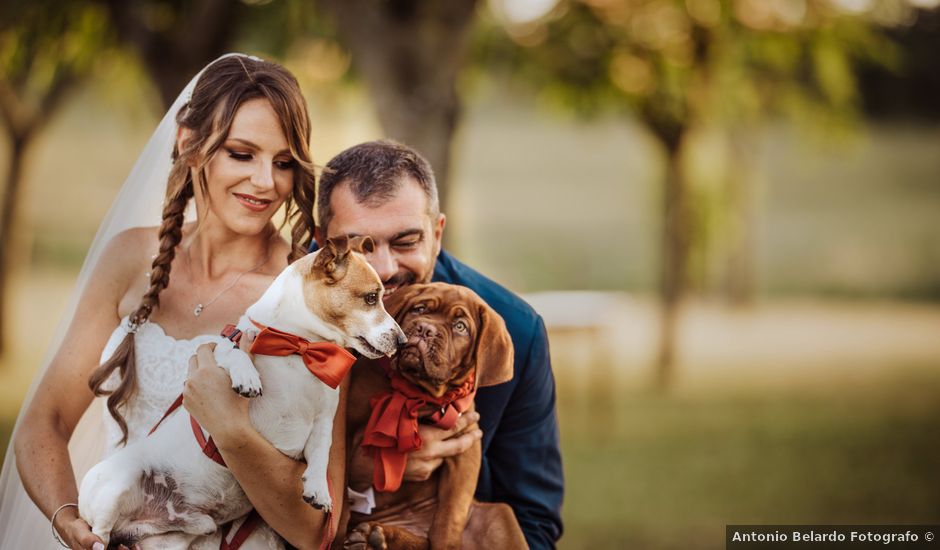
left=248, top=320, right=356, bottom=389
left=362, top=359, right=476, bottom=492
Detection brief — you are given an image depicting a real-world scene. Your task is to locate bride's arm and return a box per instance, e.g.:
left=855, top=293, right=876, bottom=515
left=184, top=343, right=346, bottom=550
left=14, top=229, right=145, bottom=549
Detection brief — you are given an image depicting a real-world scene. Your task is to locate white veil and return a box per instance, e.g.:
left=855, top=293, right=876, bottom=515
left=0, top=54, right=241, bottom=547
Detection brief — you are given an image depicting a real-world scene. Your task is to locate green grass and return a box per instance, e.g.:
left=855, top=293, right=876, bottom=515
left=1, top=366, right=936, bottom=549
left=557, top=366, right=940, bottom=549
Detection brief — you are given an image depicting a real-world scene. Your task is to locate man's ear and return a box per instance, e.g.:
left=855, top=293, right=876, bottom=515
left=431, top=213, right=446, bottom=258
left=474, top=303, right=514, bottom=388
left=312, top=235, right=352, bottom=282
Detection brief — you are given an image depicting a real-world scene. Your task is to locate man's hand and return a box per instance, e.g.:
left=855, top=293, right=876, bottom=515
left=402, top=411, right=482, bottom=482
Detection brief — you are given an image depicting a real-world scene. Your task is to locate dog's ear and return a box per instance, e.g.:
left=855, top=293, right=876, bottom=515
left=349, top=235, right=374, bottom=255
left=383, top=284, right=428, bottom=323
left=473, top=302, right=514, bottom=388
left=313, top=235, right=352, bottom=282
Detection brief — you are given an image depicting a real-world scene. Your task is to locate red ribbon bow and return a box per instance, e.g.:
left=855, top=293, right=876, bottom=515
left=362, top=359, right=476, bottom=492
left=248, top=320, right=356, bottom=389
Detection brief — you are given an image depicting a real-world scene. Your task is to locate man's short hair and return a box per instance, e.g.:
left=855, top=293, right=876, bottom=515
left=317, top=139, right=439, bottom=233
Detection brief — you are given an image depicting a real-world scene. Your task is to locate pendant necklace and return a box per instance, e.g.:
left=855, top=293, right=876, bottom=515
left=189, top=247, right=270, bottom=317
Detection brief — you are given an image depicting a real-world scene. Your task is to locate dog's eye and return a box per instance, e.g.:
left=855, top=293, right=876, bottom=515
left=364, top=292, right=378, bottom=306
left=411, top=304, right=427, bottom=314
left=453, top=320, right=468, bottom=334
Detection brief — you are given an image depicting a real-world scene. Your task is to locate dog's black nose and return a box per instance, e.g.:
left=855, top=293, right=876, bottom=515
left=396, top=331, right=407, bottom=350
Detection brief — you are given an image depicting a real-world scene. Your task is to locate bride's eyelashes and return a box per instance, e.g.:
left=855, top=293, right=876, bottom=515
left=227, top=149, right=253, bottom=161
left=225, top=148, right=296, bottom=170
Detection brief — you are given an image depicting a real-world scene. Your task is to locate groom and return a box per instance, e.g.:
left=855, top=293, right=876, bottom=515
left=312, top=140, right=563, bottom=549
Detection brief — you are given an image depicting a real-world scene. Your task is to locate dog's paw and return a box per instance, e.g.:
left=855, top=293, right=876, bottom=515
left=301, top=475, right=333, bottom=513
left=344, top=523, right=387, bottom=550
left=228, top=364, right=263, bottom=398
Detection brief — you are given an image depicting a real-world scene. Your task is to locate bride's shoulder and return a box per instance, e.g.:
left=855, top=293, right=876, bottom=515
left=95, top=226, right=160, bottom=281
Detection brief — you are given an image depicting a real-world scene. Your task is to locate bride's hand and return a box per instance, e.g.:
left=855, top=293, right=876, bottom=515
left=183, top=343, right=251, bottom=443
left=54, top=509, right=104, bottom=549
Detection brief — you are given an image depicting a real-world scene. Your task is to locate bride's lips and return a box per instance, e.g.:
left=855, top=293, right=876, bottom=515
left=234, top=193, right=273, bottom=212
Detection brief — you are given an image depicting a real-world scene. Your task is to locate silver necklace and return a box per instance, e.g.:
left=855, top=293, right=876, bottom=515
left=189, top=249, right=270, bottom=317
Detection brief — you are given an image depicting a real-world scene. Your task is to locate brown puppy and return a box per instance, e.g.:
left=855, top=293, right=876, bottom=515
left=340, top=283, right=528, bottom=550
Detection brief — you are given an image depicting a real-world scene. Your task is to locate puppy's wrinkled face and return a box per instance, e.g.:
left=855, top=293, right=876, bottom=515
left=386, top=284, right=496, bottom=397
left=301, top=236, right=406, bottom=358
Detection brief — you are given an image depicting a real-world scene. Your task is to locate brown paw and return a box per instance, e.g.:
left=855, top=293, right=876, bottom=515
left=344, top=522, right=387, bottom=550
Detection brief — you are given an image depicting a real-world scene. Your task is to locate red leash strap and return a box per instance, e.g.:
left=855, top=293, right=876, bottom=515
left=218, top=477, right=335, bottom=550
left=220, top=510, right=261, bottom=550
left=320, top=476, right=335, bottom=550
left=148, top=394, right=184, bottom=436
left=190, top=415, right=227, bottom=467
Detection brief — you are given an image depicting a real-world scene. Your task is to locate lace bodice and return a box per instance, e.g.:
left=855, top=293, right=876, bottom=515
left=100, top=318, right=221, bottom=451
left=98, top=319, right=285, bottom=548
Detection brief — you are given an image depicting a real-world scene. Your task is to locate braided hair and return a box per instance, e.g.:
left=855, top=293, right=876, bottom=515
left=88, top=56, right=317, bottom=444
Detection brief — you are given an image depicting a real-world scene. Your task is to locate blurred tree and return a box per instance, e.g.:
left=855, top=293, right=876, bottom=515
left=0, top=0, right=111, bottom=356
left=859, top=6, right=940, bottom=120
left=98, top=0, right=245, bottom=109
left=317, top=0, right=479, bottom=217
left=477, top=0, right=891, bottom=387
left=97, top=0, right=480, bottom=223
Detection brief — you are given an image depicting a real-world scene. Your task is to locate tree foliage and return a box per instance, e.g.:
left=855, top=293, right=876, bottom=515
left=475, top=0, right=898, bottom=386
left=0, top=0, right=112, bottom=355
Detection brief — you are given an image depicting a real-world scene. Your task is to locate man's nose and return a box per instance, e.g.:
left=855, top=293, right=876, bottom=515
left=367, top=246, right=397, bottom=282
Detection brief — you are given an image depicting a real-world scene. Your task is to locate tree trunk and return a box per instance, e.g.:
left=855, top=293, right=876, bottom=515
left=722, top=128, right=757, bottom=307
left=319, top=0, right=478, bottom=218
left=0, top=136, right=27, bottom=356
left=101, top=0, right=239, bottom=109
left=655, top=136, right=691, bottom=390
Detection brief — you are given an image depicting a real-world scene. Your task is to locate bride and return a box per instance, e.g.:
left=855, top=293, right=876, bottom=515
left=0, top=54, right=343, bottom=549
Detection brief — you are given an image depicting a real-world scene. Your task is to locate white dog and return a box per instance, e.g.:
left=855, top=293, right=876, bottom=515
left=79, top=236, right=404, bottom=549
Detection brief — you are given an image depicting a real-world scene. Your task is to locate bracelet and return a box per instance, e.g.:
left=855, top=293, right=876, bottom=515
left=51, top=502, right=78, bottom=548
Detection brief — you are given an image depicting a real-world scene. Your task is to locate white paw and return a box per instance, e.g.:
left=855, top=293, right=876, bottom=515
left=218, top=346, right=263, bottom=398
left=229, top=363, right=263, bottom=398
left=301, top=474, right=333, bottom=512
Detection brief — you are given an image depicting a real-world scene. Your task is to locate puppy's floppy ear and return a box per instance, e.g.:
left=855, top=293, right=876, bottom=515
left=383, top=284, right=429, bottom=324
left=474, top=302, right=514, bottom=388
left=313, top=235, right=352, bottom=282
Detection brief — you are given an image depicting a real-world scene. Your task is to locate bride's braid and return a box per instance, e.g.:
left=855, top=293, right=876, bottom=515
left=88, top=55, right=317, bottom=444
left=87, top=166, right=194, bottom=444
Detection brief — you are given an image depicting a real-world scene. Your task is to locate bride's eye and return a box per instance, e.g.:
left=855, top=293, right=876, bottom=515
left=275, top=158, right=296, bottom=170
left=227, top=149, right=252, bottom=161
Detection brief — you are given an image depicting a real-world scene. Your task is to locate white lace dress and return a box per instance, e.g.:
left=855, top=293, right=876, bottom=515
left=100, top=318, right=220, bottom=452
left=99, top=318, right=283, bottom=549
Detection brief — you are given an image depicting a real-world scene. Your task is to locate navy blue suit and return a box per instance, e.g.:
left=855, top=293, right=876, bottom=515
left=310, top=243, right=564, bottom=548
left=431, top=250, right=564, bottom=549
